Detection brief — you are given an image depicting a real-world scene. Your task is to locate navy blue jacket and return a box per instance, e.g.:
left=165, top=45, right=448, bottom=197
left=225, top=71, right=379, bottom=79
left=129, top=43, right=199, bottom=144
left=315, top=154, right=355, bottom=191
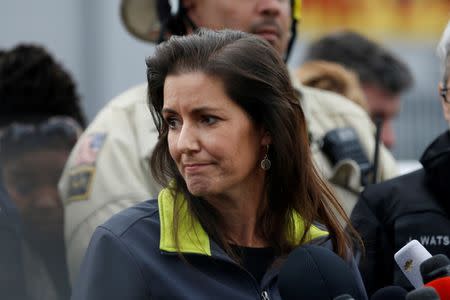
left=72, top=189, right=367, bottom=300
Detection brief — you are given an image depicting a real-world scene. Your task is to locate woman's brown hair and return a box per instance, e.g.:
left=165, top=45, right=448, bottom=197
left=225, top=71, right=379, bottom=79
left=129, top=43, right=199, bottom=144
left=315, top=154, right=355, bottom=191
left=147, top=29, right=359, bottom=259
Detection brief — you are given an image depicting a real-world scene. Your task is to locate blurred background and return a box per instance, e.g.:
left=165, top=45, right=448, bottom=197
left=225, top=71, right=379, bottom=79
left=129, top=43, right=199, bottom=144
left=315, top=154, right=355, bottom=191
left=1, top=0, right=449, bottom=161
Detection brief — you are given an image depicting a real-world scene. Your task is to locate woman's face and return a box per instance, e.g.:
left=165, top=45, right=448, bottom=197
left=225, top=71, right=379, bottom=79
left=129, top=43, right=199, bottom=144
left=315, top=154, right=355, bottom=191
left=162, top=72, right=269, bottom=198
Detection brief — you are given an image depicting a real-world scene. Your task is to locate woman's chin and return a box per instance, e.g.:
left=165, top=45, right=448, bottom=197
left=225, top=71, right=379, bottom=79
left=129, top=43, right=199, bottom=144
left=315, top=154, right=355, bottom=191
left=186, top=181, right=215, bottom=197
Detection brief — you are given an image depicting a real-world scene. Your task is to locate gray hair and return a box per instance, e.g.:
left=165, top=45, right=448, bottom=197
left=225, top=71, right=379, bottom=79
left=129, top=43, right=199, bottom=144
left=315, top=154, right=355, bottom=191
left=437, top=21, right=450, bottom=84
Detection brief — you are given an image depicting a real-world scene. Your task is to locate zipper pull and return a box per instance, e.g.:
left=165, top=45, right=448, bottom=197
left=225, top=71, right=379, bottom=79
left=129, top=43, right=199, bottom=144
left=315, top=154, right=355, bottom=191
left=261, top=290, right=270, bottom=300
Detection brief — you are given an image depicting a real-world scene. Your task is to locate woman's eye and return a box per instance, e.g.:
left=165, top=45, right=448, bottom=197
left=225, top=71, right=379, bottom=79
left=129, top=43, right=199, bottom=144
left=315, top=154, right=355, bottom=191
left=166, top=117, right=180, bottom=129
left=201, top=115, right=218, bottom=125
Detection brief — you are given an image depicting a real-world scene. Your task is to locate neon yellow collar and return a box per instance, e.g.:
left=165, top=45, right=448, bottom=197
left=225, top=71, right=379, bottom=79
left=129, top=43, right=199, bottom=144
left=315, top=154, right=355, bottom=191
left=158, top=187, right=328, bottom=255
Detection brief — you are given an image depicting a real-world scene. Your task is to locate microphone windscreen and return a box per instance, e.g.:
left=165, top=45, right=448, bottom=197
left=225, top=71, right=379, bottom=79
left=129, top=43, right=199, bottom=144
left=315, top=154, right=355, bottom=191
left=394, top=240, right=432, bottom=288
left=370, top=286, right=407, bottom=300
left=420, top=254, right=450, bottom=283
left=425, top=276, right=450, bottom=300
left=278, top=245, right=363, bottom=300
left=406, top=287, right=440, bottom=300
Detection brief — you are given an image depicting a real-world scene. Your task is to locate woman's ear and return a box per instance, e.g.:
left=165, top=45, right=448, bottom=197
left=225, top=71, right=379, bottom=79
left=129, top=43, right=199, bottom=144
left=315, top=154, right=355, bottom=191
left=261, top=130, right=272, bottom=146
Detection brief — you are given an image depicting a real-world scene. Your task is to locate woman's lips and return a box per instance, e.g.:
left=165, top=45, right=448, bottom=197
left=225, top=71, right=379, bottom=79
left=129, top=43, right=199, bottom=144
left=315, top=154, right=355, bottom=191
left=183, top=163, right=211, bottom=174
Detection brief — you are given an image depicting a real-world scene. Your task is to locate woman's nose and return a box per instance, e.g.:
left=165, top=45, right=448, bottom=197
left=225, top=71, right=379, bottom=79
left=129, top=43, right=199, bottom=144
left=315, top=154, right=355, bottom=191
left=177, top=123, right=201, bottom=154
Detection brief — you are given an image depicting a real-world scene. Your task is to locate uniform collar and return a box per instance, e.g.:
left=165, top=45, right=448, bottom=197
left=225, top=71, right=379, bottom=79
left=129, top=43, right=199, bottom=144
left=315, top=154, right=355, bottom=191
left=158, top=187, right=328, bottom=256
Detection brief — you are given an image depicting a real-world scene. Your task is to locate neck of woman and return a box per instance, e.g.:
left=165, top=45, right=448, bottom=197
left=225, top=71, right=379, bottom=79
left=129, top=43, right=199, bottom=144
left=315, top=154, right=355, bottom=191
left=205, top=183, right=269, bottom=248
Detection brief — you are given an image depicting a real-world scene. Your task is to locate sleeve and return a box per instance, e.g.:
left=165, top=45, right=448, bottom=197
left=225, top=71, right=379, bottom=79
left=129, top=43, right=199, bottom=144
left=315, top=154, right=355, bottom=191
left=59, top=93, right=161, bottom=283
left=350, top=191, right=394, bottom=296
left=71, top=226, right=150, bottom=300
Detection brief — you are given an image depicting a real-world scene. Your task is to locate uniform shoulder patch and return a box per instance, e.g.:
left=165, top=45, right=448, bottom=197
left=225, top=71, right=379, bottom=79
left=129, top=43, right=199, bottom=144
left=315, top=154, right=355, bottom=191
left=65, top=132, right=107, bottom=203
left=74, top=132, right=107, bottom=166
left=65, top=165, right=96, bottom=203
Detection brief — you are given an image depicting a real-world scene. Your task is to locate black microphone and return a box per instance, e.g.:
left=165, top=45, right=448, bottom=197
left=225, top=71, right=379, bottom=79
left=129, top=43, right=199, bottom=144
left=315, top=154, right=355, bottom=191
left=421, top=254, right=450, bottom=284
left=406, top=287, right=440, bottom=300
left=278, top=245, right=364, bottom=300
left=420, top=254, right=450, bottom=300
left=369, top=286, right=407, bottom=300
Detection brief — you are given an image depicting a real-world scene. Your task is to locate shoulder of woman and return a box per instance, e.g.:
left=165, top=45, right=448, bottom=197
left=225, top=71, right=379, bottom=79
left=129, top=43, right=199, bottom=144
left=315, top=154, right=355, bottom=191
left=99, top=199, right=160, bottom=238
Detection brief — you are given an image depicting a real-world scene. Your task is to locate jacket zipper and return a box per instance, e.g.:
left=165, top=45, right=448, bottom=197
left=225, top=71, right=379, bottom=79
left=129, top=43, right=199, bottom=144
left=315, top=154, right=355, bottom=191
left=261, top=290, right=270, bottom=300
left=216, top=256, right=272, bottom=300
left=162, top=249, right=273, bottom=299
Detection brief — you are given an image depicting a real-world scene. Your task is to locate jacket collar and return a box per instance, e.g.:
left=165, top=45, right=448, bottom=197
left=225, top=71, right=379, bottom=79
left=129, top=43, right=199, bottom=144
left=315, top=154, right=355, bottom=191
left=420, top=130, right=450, bottom=171
left=158, top=187, right=328, bottom=256
left=420, top=130, right=450, bottom=209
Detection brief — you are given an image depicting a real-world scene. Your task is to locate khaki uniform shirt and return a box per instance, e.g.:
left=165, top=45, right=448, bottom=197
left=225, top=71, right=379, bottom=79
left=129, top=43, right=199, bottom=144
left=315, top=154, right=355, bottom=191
left=59, top=79, right=397, bottom=282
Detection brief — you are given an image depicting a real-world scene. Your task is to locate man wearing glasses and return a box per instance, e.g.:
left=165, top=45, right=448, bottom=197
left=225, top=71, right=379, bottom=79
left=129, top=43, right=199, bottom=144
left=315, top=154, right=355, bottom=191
left=351, top=21, right=450, bottom=296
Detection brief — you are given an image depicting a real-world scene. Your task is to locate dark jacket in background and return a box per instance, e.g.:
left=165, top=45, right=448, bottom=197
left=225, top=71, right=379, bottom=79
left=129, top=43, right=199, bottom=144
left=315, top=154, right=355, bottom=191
left=0, top=182, right=71, bottom=300
left=0, top=183, right=28, bottom=300
left=351, top=131, right=450, bottom=295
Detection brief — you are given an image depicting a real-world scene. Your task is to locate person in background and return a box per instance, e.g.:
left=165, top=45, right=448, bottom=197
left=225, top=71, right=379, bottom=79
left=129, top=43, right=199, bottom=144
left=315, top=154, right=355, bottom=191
left=350, top=21, right=450, bottom=296
left=304, top=30, right=413, bottom=149
left=295, top=60, right=368, bottom=111
left=0, top=44, right=85, bottom=300
left=0, top=48, right=28, bottom=300
left=72, top=28, right=367, bottom=300
left=60, top=0, right=397, bottom=282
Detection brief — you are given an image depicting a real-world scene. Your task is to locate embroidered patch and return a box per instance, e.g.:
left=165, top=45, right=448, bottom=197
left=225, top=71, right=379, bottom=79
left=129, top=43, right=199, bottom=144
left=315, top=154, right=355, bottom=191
left=65, top=132, right=107, bottom=203
left=65, top=165, right=96, bottom=203
left=74, top=133, right=107, bottom=166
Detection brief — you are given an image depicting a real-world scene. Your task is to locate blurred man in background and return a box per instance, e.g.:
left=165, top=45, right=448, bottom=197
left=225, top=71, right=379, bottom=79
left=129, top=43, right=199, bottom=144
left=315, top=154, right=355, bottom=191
left=0, top=44, right=85, bottom=300
left=351, top=21, right=450, bottom=296
left=60, top=0, right=397, bottom=283
left=304, top=30, right=413, bottom=149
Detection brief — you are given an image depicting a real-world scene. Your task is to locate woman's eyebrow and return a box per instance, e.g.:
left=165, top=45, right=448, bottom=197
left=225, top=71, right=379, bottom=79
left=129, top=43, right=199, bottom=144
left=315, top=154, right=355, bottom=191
left=191, top=106, right=223, bottom=114
left=162, top=106, right=223, bottom=115
left=161, top=108, right=177, bottom=114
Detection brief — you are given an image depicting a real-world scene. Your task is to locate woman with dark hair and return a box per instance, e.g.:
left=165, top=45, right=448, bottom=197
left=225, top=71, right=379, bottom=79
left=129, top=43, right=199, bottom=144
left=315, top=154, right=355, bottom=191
left=72, top=29, right=365, bottom=300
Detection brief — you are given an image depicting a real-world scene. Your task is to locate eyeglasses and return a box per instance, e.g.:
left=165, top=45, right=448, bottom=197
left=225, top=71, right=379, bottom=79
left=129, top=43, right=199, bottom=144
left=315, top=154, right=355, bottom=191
left=441, top=87, right=449, bottom=103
